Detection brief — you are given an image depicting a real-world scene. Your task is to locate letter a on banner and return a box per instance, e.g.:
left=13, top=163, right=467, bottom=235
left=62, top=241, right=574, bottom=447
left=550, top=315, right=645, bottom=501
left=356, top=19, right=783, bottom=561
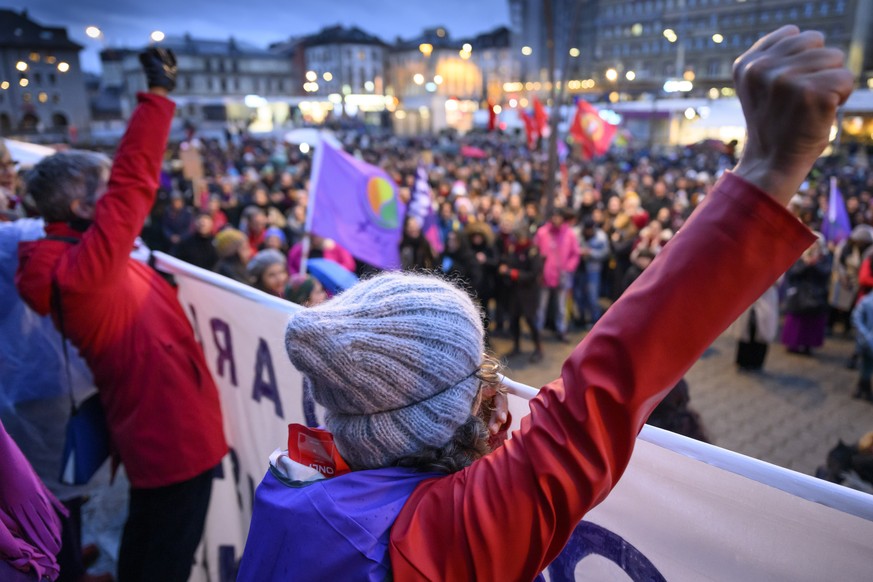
left=252, top=338, right=283, bottom=418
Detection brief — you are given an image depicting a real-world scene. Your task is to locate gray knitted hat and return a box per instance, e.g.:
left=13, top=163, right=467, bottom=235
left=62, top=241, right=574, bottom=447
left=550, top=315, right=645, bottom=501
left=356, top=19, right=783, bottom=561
left=285, top=271, right=484, bottom=469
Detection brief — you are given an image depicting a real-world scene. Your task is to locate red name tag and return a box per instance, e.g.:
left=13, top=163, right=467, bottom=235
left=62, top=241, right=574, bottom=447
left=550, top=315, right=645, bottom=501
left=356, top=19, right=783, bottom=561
left=287, top=424, right=351, bottom=478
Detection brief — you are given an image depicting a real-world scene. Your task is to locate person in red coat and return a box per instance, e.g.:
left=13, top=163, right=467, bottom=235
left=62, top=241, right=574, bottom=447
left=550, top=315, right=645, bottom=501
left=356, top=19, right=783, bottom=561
left=16, top=49, right=227, bottom=582
left=238, top=27, right=854, bottom=580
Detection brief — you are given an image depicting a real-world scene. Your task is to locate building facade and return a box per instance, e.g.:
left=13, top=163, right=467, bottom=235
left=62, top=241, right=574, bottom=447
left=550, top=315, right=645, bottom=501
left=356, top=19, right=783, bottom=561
left=0, top=9, right=90, bottom=142
left=105, top=35, right=297, bottom=135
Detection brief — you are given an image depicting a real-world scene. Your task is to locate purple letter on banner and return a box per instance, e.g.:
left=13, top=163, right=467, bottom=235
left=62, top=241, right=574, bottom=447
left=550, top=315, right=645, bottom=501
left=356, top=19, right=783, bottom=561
left=252, top=338, right=283, bottom=418
left=210, top=318, right=238, bottom=387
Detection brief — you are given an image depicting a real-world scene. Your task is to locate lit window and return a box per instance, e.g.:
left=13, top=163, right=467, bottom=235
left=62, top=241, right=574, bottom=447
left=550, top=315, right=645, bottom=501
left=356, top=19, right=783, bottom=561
left=38, top=91, right=48, bottom=103
left=29, top=52, right=40, bottom=62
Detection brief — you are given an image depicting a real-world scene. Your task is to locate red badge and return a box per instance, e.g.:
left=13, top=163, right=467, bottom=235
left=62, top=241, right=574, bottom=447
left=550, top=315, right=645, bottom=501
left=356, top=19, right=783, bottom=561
left=287, top=424, right=351, bottom=478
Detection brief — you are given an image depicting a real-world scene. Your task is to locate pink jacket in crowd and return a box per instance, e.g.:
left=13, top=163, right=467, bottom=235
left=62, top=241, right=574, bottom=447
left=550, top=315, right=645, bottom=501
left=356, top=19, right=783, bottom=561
left=535, top=223, right=581, bottom=288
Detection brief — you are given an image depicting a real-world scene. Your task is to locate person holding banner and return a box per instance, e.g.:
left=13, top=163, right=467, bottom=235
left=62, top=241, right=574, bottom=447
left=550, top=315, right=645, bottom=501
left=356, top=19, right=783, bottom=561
left=239, top=27, right=853, bottom=581
left=16, top=49, right=227, bottom=582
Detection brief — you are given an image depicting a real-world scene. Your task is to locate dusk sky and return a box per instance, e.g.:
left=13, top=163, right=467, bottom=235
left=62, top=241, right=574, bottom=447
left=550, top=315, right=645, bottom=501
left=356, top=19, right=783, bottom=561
left=12, top=0, right=511, bottom=73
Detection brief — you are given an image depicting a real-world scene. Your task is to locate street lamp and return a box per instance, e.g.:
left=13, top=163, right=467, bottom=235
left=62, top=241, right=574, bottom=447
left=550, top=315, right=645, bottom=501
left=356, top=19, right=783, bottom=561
left=413, top=73, right=424, bottom=85
left=323, top=72, right=333, bottom=82
left=85, top=26, right=102, bottom=39
left=521, top=46, right=532, bottom=56
left=15, top=61, right=27, bottom=72
left=305, top=71, right=317, bottom=82
left=663, top=28, right=677, bottom=43
left=605, top=68, right=618, bottom=82
left=625, top=70, right=636, bottom=81
left=57, top=62, right=70, bottom=73
left=569, top=47, right=580, bottom=58
left=419, top=43, right=433, bottom=57
left=462, top=43, right=472, bottom=53
left=150, top=30, right=165, bottom=43
left=433, top=75, right=443, bottom=85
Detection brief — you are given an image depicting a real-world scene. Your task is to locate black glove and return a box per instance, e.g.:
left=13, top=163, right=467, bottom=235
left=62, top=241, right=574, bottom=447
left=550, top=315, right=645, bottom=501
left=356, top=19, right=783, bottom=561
left=139, top=48, right=177, bottom=92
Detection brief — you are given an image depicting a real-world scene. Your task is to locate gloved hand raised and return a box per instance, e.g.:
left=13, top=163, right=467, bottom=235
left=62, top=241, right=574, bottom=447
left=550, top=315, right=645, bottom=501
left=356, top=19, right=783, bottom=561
left=732, top=26, right=854, bottom=206
left=139, top=47, right=177, bottom=93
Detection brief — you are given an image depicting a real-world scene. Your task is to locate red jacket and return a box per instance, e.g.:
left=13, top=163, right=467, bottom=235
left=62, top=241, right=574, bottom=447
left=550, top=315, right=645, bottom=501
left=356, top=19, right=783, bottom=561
left=16, top=93, right=227, bottom=489
left=388, top=173, right=814, bottom=580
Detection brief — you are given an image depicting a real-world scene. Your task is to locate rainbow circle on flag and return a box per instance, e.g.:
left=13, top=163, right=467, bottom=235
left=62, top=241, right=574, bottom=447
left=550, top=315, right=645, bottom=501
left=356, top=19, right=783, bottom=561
left=365, top=176, right=400, bottom=229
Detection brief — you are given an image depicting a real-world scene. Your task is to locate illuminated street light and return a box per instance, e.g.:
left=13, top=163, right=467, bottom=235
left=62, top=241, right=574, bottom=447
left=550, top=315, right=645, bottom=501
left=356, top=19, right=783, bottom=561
left=323, top=72, right=333, bottom=81
left=521, top=46, right=532, bottom=56
left=712, top=33, right=724, bottom=44
left=0, top=81, right=8, bottom=90
left=625, top=70, right=636, bottom=81
left=493, top=104, right=502, bottom=114
left=57, top=62, right=70, bottom=73
left=413, top=73, right=424, bottom=85
left=683, top=70, right=695, bottom=81
left=15, top=61, right=27, bottom=72
left=306, top=70, right=317, bottom=82
left=459, top=49, right=471, bottom=60
left=85, top=26, right=102, bottom=39
left=150, top=30, right=165, bottom=43
left=433, top=75, right=443, bottom=85
left=663, top=28, right=677, bottom=43
left=684, top=107, right=696, bottom=120
left=419, top=43, right=433, bottom=57
left=605, top=68, right=618, bottom=82
left=569, top=47, right=580, bottom=57
left=299, top=143, right=310, bottom=154
left=364, top=80, right=374, bottom=92
left=19, top=78, right=29, bottom=87
left=462, top=43, right=472, bottom=53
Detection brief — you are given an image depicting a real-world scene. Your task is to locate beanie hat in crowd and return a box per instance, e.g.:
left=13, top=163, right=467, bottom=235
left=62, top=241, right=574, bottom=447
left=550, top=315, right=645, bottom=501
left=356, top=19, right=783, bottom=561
left=264, top=226, right=287, bottom=246
left=284, top=274, right=316, bottom=305
left=247, top=249, right=285, bottom=281
left=213, top=228, right=247, bottom=259
left=285, top=271, right=484, bottom=469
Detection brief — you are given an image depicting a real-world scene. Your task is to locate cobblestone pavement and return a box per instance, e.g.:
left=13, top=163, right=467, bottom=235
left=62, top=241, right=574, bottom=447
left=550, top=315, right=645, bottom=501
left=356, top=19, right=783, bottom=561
left=491, top=326, right=872, bottom=476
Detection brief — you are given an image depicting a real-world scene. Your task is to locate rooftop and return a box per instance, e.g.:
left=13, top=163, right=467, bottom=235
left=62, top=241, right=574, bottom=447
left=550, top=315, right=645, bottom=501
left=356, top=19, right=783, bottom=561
left=0, top=9, right=82, bottom=51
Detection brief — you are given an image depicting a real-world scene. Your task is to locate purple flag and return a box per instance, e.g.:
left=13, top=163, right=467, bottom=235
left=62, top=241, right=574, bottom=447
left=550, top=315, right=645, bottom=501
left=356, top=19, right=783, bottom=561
left=823, top=177, right=851, bottom=244
left=308, top=141, right=406, bottom=270
left=407, top=164, right=443, bottom=255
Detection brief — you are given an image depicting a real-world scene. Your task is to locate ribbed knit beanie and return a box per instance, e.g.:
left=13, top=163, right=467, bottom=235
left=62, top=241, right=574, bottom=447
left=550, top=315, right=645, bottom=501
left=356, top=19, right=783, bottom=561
left=285, top=271, right=484, bottom=469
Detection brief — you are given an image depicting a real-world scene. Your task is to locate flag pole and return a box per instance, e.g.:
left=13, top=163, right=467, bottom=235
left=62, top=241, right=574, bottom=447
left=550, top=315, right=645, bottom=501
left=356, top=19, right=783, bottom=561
left=300, top=136, right=327, bottom=277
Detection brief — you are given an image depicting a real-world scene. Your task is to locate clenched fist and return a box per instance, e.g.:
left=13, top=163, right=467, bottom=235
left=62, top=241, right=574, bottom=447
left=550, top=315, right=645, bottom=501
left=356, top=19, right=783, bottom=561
left=732, top=26, right=854, bottom=206
left=139, top=47, right=178, bottom=94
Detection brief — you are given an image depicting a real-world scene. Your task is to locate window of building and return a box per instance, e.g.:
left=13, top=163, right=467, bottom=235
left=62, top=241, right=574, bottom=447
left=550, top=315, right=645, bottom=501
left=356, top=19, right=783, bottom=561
left=46, top=55, right=56, bottom=64
left=220, top=78, right=227, bottom=92
left=49, top=73, right=56, bottom=85
left=34, top=72, right=42, bottom=85
left=52, top=94, right=60, bottom=104
left=835, top=0, right=846, bottom=13
left=38, top=91, right=48, bottom=103
left=820, top=2, right=829, bottom=16
left=234, top=78, right=240, bottom=91
left=707, top=59, right=721, bottom=77
left=29, top=52, right=40, bottom=62
left=23, top=92, right=32, bottom=103
left=804, top=2, right=814, bottom=17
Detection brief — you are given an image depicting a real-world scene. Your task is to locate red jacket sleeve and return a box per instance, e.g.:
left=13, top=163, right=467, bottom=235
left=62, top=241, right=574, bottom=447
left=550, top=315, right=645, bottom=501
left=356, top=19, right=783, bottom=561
left=388, top=172, right=815, bottom=581
left=58, top=93, right=174, bottom=291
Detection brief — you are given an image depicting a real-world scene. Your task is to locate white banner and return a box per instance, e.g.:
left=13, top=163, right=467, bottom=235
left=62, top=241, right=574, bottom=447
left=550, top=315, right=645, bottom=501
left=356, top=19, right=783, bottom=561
left=153, top=252, right=873, bottom=582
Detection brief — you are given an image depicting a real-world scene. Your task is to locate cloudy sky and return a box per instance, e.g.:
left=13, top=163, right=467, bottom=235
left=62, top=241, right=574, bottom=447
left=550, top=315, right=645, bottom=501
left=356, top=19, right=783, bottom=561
left=13, top=0, right=511, bottom=72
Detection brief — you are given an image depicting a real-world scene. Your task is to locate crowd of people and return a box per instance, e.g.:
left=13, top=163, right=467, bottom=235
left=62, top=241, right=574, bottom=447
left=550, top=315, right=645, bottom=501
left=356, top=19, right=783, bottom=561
left=141, top=105, right=873, bottom=373
left=0, top=27, right=871, bottom=582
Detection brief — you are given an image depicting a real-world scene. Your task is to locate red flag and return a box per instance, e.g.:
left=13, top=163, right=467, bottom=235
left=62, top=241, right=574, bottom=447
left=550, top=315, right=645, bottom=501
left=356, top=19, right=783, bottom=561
left=519, top=109, right=538, bottom=149
left=532, top=97, right=550, bottom=138
left=571, top=101, right=617, bottom=160
left=487, top=100, right=497, bottom=132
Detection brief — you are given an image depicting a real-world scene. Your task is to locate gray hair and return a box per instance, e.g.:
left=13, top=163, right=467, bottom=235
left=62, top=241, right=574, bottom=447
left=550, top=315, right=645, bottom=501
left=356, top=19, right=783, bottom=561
left=26, top=151, right=111, bottom=222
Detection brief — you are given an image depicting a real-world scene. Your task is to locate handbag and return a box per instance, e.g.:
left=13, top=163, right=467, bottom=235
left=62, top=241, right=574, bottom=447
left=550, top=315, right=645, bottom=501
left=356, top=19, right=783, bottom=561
left=48, top=236, right=111, bottom=485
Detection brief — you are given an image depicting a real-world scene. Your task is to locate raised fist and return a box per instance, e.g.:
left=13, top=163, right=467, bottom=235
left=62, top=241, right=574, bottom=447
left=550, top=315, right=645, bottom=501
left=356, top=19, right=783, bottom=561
left=732, top=26, right=854, bottom=206
left=139, top=47, right=178, bottom=92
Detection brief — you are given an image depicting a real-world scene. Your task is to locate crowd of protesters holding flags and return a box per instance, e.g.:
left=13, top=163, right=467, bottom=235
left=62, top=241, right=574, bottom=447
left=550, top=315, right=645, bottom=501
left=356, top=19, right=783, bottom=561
left=0, top=25, right=872, bottom=582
